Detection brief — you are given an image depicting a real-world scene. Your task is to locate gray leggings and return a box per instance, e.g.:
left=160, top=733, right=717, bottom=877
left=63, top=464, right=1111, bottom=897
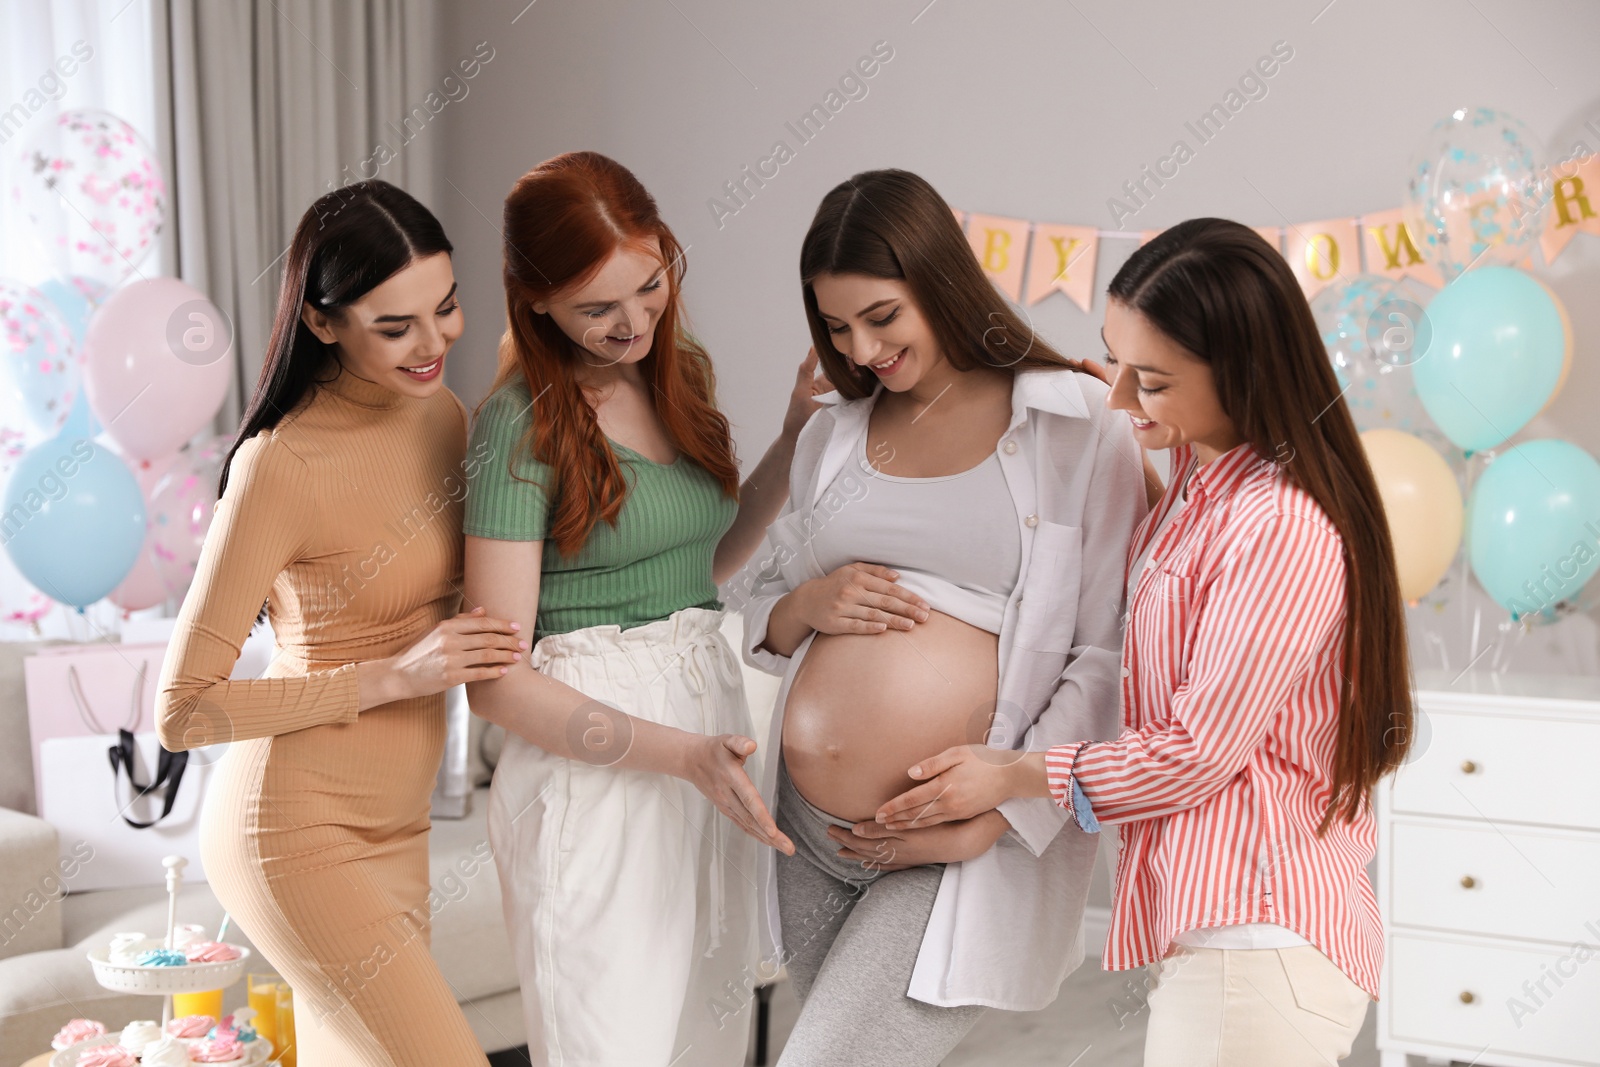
left=774, top=761, right=987, bottom=1066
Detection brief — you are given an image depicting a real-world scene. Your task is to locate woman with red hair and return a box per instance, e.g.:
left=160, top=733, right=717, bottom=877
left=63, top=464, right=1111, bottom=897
left=461, top=152, right=814, bottom=1066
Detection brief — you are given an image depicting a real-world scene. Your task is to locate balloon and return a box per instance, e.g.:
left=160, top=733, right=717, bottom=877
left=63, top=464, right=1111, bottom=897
left=1404, top=107, right=1548, bottom=281
left=1466, top=439, right=1600, bottom=623
left=108, top=452, right=180, bottom=612
left=1360, top=429, right=1463, bottom=601
left=82, top=277, right=232, bottom=460
left=1532, top=276, right=1574, bottom=414
left=36, top=276, right=110, bottom=349
left=1413, top=267, right=1567, bottom=452
left=1311, top=274, right=1449, bottom=452
left=6, top=110, right=167, bottom=285
left=0, top=543, right=53, bottom=626
left=149, top=434, right=230, bottom=600
left=0, top=278, right=78, bottom=438
left=1, top=432, right=146, bottom=608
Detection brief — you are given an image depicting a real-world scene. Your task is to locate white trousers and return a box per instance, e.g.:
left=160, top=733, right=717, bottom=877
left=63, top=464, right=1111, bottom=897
left=489, top=608, right=760, bottom=1067
left=1143, top=944, right=1371, bottom=1067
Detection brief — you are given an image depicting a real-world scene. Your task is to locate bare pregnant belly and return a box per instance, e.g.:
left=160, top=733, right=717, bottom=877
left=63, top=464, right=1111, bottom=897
left=782, top=610, right=1000, bottom=824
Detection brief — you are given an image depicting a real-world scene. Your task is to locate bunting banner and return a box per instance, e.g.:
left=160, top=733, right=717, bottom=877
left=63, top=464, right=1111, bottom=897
left=952, top=153, right=1599, bottom=310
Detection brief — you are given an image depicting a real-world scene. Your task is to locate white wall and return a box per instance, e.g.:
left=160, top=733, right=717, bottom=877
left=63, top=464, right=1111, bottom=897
left=431, top=0, right=1600, bottom=679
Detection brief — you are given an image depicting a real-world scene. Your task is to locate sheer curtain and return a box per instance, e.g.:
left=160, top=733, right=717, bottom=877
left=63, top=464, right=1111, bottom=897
left=152, top=0, right=438, bottom=427
left=0, top=0, right=168, bottom=285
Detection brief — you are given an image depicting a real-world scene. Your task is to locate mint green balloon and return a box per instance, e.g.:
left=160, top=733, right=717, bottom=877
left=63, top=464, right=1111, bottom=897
left=1467, top=439, right=1600, bottom=620
left=1414, top=267, right=1566, bottom=452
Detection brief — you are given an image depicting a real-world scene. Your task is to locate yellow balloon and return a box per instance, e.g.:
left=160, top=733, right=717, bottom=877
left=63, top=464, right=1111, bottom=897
left=1360, top=428, right=1463, bottom=602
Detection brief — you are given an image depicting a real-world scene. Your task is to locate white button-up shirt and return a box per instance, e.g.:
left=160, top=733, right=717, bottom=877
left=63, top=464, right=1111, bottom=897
left=723, top=367, right=1147, bottom=1009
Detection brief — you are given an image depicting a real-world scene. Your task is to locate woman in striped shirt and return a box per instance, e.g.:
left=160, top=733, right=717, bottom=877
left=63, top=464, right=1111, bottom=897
left=871, top=218, right=1415, bottom=1066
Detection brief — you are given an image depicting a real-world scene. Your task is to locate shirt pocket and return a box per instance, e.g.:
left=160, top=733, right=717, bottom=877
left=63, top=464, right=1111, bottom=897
left=1013, top=520, right=1083, bottom=653
left=1132, top=566, right=1197, bottom=652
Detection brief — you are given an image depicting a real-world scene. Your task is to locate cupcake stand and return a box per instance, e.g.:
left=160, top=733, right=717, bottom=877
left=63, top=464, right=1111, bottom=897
left=53, top=857, right=274, bottom=1066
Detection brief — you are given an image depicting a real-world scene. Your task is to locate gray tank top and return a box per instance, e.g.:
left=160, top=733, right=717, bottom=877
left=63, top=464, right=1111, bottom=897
left=810, top=437, right=1021, bottom=634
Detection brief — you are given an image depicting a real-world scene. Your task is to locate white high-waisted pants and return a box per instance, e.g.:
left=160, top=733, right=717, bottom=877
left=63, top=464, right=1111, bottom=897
left=489, top=608, right=760, bottom=1067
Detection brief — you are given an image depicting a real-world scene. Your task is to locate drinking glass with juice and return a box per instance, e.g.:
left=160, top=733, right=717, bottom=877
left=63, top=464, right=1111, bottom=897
left=275, top=982, right=296, bottom=1067
left=247, top=973, right=280, bottom=1047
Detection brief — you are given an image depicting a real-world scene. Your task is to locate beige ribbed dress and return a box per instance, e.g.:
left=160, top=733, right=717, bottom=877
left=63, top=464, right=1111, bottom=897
left=155, top=362, right=487, bottom=1067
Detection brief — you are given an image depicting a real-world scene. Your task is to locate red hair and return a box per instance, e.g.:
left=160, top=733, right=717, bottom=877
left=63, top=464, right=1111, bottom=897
left=487, top=152, right=738, bottom=556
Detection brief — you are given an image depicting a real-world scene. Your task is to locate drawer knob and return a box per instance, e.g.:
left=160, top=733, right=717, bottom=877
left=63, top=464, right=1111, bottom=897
left=1460, top=990, right=1477, bottom=1004
left=1460, top=875, right=1478, bottom=889
left=1460, top=760, right=1479, bottom=775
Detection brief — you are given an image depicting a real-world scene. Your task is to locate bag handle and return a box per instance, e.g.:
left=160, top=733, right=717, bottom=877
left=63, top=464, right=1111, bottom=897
left=69, top=660, right=145, bottom=734
left=106, top=728, right=189, bottom=830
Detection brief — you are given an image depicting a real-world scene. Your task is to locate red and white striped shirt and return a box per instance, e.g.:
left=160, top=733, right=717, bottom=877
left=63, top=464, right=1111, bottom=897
left=1044, top=441, right=1382, bottom=998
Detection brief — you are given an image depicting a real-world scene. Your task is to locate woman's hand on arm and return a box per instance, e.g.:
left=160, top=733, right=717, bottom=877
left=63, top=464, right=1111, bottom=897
left=355, top=607, right=527, bottom=710
left=464, top=536, right=794, bottom=854
left=827, top=809, right=1011, bottom=871
left=759, top=562, right=930, bottom=658
left=874, top=746, right=1051, bottom=830
left=712, top=348, right=829, bottom=582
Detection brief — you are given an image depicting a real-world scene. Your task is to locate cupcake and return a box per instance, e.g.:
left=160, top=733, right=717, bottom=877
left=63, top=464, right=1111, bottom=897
left=107, top=932, right=147, bottom=965
left=190, top=1032, right=244, bottom=1062
left=225, top=1006, right=259, bottom=1042
left=51, top=1017, right=107, bottom=1049
left=172, top=922, right=208, bottom=948
left=139, top=1034, right=194, bottom=1066
left=76, top=1048, right=137, bottom=1067
left=136, top=947, right=189, bottom=967
left=167, top=1013, right=216, bottom=1039
left=184, top=940, right=241, bottom=963
left=118, top=1019, right=163, bottom=1053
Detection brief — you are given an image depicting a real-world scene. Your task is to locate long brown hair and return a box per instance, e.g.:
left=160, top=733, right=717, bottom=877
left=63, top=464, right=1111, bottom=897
left=800, top=169, right=1084, bottom=396
left=225, top=180, right=452, bottom=624
left=1108, top=218, right=1413, bottom=829
left=490, top=152, right=737, bottom=556
left=223, top=180, right=452, bottom=497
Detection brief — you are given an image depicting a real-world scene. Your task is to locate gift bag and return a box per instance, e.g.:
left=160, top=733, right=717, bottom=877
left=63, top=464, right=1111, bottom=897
left=25, top=643, right=220, bottom=889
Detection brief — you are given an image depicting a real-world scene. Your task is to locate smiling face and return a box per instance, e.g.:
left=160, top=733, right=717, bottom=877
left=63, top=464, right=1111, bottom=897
left=810, top=273, right=948, bottom=394
left=1102, top=297, right=1243, bottom=464
left=299, top=251, right=462, bottom=398
left=534, top=238, right=668, bottom=370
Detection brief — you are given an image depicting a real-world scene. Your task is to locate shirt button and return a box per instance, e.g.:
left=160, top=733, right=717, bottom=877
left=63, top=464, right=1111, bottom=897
left=1120, top=666, right=1131, bottom=678
left=1024, top=514, right=1039, bottom=527
left=1003, top=440, right=1018, bottom=455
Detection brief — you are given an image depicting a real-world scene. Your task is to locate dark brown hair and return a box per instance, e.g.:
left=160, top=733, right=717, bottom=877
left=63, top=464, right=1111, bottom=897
left=223, top=179, right=453, bottom=497
left=223, top=180, right=453, bottom=624
left=1108, top=217, right=1413, bottom=829
left=799, top=169, right=1083, bottom=396
left=489, top=151, right=737, bottom=556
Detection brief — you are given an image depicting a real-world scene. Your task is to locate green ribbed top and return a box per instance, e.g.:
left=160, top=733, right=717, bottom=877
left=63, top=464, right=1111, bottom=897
left=464, top=380, right=737, bottom=640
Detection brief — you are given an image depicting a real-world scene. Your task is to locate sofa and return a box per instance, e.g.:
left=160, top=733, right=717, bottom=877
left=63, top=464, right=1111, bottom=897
left=0, top=616, right=782, bottom=1060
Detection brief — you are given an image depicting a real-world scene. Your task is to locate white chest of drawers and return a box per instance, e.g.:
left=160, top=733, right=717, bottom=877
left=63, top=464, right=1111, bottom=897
left=1377, top=671, right=1600, bottom=1067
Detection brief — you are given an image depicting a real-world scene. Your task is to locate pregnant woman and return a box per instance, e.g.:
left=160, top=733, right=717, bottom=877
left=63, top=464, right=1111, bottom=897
left=157, top=181, right=523, bottom=1066
left=731, top=169, right=1149, bottom=1065
left=877, top=218, right=1414, bottom=1067
left=461, top=151, right=818, bottom=1067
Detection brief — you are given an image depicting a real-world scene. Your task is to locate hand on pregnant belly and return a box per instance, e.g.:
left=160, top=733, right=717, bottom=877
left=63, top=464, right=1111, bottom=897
left=782, top=608, right=1002, bottom=824
left=792, top=562, right=930, bottom=634
left=826, top=811, right=1011, bottom=871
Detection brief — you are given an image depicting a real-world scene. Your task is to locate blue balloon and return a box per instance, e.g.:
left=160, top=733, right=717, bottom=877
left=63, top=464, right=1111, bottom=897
left=1467, top=439, right=1600, bottom=621
left=36, top=276, right=109, bottom=348
left=1, top=432, right=145, bottom=608
left=61, top=390, right=100, bottom=438
left=1413, top=267, right=1566, bottom=452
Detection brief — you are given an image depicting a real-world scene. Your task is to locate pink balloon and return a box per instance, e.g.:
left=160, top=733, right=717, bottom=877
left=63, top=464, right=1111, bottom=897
left=82, top=277, right=231, bottom=460
left=149, top=434, right=229, bottom=600
left=108, top=451, right=179, bottom=611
